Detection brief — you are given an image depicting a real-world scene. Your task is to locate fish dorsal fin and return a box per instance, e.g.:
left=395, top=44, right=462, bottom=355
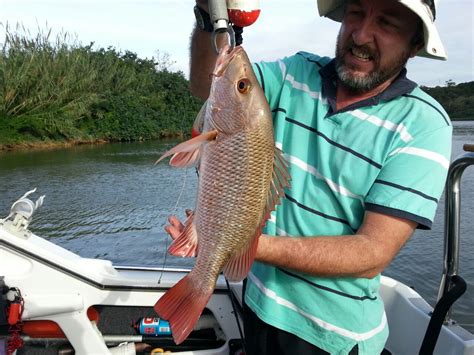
left=222, top=234, right=259, bottom=282
left=168, top=212, right=198, bottom=257
left=155, top=130, right=218, bottom=166
left=263, top=148, right=291, bottom=222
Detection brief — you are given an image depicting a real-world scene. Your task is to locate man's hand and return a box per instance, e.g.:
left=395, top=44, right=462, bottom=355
left=164, top=209, right=193, bottom=241
left=196, top=0, right=209, bottom=13
left=256, top=211, right=417, bottom=279
left=164, top=209, right=198, bottom=257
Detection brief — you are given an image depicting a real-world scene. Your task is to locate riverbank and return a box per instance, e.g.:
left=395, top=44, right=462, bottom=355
left=0, top=139, right=109, bottom=153
left=0, top=132, right=185, bottom=153
left=2, top=119, right=472, bottom=153
left=0, top=139, right=180, bottom=153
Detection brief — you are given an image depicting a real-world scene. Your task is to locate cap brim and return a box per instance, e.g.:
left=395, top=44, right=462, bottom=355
left=399, top=1, right=447, bottom=60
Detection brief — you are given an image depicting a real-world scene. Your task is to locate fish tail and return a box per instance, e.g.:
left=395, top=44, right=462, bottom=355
left=154, top=273, right=212, bottom=344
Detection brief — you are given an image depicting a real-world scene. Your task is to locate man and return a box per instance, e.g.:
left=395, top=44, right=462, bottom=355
left=167, top=0, right=452, bottom=353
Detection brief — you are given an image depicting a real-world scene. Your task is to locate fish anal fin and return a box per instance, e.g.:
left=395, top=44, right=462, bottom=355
left=168, top=214, right=198, bottom=257
left=155, top=130, right=218, bottom=165
left=154, top=273, right=212, bottom=344
left=222, top=235, right=259, bottom=282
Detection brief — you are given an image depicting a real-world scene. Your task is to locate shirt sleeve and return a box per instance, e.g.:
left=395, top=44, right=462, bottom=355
left=252, top=57, right=290, bottom=110
left=365, top=124, right=452, bottom=229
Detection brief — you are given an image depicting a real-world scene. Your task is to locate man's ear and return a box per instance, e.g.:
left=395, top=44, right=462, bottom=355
left=409, top=42, right=424, bottom=58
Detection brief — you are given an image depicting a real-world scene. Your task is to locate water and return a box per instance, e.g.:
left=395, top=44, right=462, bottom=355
left=0, top=140, right=199, bottom=269
left=0, top=123, right=473, bottom=333
left=384, top=121, right=474, bottom=333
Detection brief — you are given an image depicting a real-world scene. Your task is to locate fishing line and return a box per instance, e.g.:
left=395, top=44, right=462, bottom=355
left=157, top=166, right=189, bottom=284
left=157, top=102, right=194, bottom=284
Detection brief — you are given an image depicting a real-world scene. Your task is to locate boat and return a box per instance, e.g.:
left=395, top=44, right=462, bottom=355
left=1, top=144, right=474, bottom=355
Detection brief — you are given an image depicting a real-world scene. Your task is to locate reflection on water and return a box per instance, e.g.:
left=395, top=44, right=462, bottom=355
left=0, top=122, right=473, bottom=333
left=453, top=120, right=474, bottom=136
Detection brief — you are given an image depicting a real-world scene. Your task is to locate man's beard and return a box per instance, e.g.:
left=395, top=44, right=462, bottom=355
left=335, top=33, right=411, bottom=94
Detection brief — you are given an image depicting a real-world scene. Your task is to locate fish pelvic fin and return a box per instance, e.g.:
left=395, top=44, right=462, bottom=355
left=168, top=212, right=198, bottom=257
left=222, top=234, right=259, bottom=282
left=155, top=130, right=218, bottom=166
left=154, top=273, right=213, bottom=345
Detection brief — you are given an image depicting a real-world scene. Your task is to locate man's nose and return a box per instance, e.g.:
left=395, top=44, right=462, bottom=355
left=352, top=18, right=375, bottom=45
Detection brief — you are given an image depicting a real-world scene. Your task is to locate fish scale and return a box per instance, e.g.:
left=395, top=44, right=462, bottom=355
left=196, top=136, right=271, bottom=258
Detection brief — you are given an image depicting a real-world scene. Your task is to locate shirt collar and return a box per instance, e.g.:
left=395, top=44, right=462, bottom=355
left=319, top=59, right=417, bottom=114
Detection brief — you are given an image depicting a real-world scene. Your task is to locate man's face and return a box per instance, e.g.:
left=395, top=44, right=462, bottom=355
left=335, top=0, right=422, bottom=93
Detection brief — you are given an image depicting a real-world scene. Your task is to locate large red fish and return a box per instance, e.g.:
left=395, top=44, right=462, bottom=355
left=154, top=45, right=290, bottom=345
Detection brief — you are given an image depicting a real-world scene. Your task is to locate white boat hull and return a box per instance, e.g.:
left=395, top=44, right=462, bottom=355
left=1, top=217, right=473, bottom=354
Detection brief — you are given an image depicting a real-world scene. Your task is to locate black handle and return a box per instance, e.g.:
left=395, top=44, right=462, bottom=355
left=419, top=275, right=467, bottom=355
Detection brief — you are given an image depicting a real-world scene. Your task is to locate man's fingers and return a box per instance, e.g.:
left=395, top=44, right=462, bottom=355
left=168, top=215, right=184, bottom=229
left=165, top=214, right=189, bottom=241
left=165, top=211, right=193, bottom=241
left=164, top=225, right=181, bottom=241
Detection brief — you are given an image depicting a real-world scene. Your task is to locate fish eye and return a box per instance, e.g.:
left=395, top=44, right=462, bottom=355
left=237, top=78, right=251, bottom=94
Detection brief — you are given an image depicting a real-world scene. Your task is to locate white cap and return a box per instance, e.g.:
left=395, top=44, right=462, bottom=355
left=317, top=0, right=447, bottom=60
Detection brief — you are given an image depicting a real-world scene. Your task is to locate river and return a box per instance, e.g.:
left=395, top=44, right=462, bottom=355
left=0, top=121, right=473, bottom=334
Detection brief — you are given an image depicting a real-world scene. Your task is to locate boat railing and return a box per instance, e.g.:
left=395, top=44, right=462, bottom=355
left=418, top=144, right=473, bottom=355
left=437, top=143, right=474, bottom=318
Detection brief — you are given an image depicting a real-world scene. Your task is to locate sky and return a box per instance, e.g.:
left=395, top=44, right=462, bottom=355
left=1, top=0, right=473, bottom=87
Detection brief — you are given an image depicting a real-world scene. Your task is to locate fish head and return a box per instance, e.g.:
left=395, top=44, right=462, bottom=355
left=207, top=45, right=271, bottom=134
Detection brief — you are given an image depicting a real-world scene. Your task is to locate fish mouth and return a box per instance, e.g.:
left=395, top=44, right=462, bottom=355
left=211, top=45, right=244, bottom=77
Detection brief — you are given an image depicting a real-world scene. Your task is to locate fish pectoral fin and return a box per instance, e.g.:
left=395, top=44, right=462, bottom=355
left=222, top=235, right=260, bottom=282
left=155, top=130, right=218, bottom=166
left=169, top=149, right=201, bottom=168
left=168, top=213, right=198, bottom=257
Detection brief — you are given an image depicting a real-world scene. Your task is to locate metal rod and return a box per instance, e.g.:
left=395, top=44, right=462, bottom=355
left=437, top=149, right=474, bottom=321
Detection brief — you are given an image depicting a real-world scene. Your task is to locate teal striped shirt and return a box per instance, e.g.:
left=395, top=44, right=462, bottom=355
left=245, top=52, right=452, bottom=355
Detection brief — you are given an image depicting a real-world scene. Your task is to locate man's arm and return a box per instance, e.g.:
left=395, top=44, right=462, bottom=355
left=189, top=25, right=216, bottom=101
left=256, top=211, right=417, bottom=279
left=189, top=1, right=230, bottom=100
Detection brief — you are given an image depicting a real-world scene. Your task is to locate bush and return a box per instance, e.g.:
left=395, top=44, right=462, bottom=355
left=0, top=24, right=202, bottom=146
